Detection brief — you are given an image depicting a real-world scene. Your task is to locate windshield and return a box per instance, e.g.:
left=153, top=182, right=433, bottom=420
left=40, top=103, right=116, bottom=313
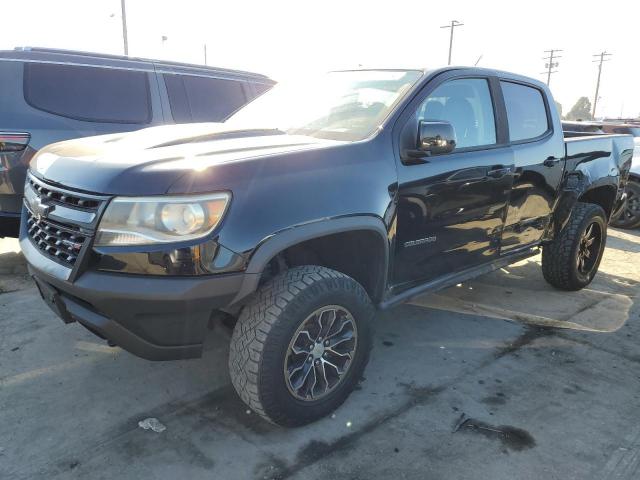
left=226, top=70, right=423, bottom=141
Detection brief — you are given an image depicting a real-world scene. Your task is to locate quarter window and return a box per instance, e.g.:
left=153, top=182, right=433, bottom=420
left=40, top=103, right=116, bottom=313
left=501, top=81, right=549, bottom=142
left=23, top=63, right=151, bottom=124
left=164, top=74, right=248, bottom=123
left=417, top=78, right=496, bottom=149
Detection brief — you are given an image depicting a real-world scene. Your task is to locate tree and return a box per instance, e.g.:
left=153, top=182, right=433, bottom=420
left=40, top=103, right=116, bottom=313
left=566, top=97, right=593, bottom=121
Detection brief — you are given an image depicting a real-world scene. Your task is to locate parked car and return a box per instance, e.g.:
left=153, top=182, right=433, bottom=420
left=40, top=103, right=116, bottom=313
left=604, top=123, right=640, bottom=228
left=20, top=67, right=634, bottom=426
left=0, top=47, right=275, bottom=237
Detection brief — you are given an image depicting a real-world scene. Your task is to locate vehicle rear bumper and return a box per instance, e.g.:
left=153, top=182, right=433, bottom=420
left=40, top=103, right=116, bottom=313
left=22, top=234, right=250, bottom=361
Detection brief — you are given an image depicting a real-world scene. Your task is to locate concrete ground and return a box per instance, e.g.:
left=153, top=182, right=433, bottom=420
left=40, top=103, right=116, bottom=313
left=1, top=229, right=639, bottom=480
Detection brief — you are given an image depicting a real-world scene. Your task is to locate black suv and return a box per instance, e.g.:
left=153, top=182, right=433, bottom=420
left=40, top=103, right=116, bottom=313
left=0, top=47, right=274, bottom=237
left=21, top=67, right=633, bottom=427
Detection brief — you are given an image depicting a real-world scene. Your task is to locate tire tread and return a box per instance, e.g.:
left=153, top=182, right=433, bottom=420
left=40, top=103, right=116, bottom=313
left=228, top=265, right=372, bottom=425
left=542, top=201, right=606, bottom=291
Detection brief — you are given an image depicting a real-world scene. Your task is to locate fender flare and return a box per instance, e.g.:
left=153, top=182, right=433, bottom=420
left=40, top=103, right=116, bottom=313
left=551, top=174, right=618, bottom=237
left=230, top=215, right=390, bottom=305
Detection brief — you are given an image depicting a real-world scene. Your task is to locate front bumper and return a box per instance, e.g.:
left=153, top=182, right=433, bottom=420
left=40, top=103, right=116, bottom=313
left=21, top=231, right=249, bottom=361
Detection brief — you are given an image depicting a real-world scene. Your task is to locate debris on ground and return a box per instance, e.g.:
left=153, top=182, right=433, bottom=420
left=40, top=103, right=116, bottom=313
left=137, top=417, right=166, bottom=433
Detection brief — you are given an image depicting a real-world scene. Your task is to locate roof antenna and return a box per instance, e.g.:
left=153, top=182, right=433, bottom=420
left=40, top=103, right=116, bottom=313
left=474, top=55, right=483, bottom=66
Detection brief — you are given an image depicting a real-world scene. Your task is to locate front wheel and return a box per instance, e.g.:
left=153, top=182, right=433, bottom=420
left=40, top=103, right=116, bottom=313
left=542, top=202, right=607, bottom=291
left=610, top=179, right=640, bottom=229
left=228, top=266, right=374, bottom=427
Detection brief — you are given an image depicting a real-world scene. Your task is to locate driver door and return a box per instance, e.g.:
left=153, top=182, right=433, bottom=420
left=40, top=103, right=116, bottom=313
left=393, top=75, right=514, bottom=289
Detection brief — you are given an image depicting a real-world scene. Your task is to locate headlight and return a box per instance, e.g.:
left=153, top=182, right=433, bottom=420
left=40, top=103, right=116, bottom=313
left=94, top=193, right=230, bottom=246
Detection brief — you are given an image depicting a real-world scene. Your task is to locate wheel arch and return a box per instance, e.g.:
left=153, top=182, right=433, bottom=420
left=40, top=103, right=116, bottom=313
left=577, top=184, right=618, bottom=218
left=231, top=216, right=390, bottom=306
left=551, top=176, right=618, bottom=239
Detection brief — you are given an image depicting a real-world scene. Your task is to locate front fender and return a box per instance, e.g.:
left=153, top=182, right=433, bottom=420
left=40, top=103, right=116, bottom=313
left=230, top=215, right=390, bottom=305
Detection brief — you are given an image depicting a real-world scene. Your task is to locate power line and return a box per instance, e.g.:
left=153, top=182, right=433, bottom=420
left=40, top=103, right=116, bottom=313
left=541, top=49, right=562, bottom=86
left=440, top=20, right=464, bottom=65
left=592, top=51, right=612, bottom=119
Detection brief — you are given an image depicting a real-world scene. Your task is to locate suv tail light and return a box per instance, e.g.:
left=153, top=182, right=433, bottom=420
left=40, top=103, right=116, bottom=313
left=0, top=132, right=31, bottom=152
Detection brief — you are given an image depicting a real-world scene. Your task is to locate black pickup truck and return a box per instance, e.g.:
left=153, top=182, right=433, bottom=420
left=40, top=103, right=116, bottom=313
left=20, top=67, right=634, bottom=426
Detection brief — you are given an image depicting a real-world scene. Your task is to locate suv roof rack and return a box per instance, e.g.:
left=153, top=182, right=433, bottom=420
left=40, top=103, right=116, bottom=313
left=10, top=47, right=273, bottom=81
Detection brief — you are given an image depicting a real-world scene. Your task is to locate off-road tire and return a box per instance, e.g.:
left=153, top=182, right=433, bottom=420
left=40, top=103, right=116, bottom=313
left=228, top=265, right=374, bottom=427
left=542, top=202, right=607, bottom=291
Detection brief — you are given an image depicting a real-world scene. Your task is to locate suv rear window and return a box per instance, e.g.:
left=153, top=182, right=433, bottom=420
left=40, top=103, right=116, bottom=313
left=501, top=81, right=549, bottom=142
left=23, top=63, right=151, bottom=124
left=164, top=74, right=248, bottom=123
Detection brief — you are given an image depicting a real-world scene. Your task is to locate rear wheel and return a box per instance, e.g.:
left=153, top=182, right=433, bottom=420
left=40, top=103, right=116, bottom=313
left=228, top=265, right=374, bottom=426
left=542, top=202, right=607, bottom=291
left=611, top=179, right=640, bottom=229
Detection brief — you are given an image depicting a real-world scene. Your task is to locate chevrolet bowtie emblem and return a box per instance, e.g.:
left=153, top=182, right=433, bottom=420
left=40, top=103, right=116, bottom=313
left=32, top=199, right=54, bottom=220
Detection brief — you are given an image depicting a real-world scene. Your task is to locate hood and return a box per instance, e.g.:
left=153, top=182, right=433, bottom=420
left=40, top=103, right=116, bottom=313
left=30, top=123, right=341, bottom=195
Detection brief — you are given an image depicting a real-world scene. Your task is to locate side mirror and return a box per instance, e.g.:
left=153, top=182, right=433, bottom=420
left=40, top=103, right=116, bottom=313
left=417, top=120, right=456, bottom=155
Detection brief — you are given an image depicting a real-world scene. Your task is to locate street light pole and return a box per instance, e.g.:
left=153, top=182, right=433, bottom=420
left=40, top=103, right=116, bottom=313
left=120, top=0, right=129, bottom=56
left=592, top=51, right=612, bottom=119
left=440, top=20, right=464, bottom=65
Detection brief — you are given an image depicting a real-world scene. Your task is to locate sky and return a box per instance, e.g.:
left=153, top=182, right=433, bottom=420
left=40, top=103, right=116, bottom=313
left=2, top=0, right=638, bottom=119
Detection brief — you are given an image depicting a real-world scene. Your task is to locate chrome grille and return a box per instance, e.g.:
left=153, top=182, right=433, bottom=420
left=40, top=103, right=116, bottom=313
left=26, top=211, right=85, bottom=265
left=24, top=174, right=106, bottom=268
left=27, top=177, right=100, bottom=211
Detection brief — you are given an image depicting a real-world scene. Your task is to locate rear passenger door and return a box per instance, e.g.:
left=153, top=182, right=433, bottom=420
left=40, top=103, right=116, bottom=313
left=498, top=80, right=565, bottom=252
left=160, top=72, right=251, bottom=123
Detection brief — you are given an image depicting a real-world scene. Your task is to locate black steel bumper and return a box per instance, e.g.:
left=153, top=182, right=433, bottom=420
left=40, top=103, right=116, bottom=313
left=22, top=233, right=251, bottom=361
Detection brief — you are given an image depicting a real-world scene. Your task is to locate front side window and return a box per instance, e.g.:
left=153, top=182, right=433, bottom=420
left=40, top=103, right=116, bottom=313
left=501, top=81, right=549, bottom=142
left=24, top=63, right=151, bottom=124
left=417, top=78, right=497, bottom=149
left=226, top=70, right=423, bottom=141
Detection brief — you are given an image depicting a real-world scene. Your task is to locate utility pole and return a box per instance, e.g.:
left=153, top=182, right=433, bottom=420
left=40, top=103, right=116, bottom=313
left=541, top=49, right=562, bottom=86
left=203, top=44, right=207, bottom=65
left=440, top=20, right=464, bottom=65
left=120, top=0, right=129, bottom=56
left=592, top=51, right=612, bottom=119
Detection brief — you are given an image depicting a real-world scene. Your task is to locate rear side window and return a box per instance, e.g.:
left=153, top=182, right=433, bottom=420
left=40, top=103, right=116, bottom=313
left=501, top=81, right=549, bottom=142
left=164, top=74, right=248, bottom=123
left=23, top=63, right=151, bottom=124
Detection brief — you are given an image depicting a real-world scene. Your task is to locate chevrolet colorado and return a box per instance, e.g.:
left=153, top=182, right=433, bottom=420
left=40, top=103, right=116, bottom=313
left=20, top=67, right=634, bottom=426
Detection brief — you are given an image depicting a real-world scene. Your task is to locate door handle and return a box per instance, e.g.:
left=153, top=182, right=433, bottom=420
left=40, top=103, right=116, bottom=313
left=543, top=156, right=561, bottom=167
left=487, top=166, right=511, bottom=178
